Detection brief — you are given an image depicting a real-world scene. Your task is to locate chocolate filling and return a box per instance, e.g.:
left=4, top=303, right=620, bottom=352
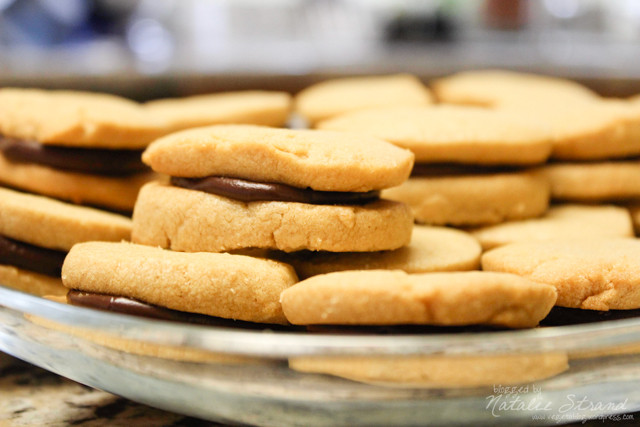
left=540, top=306, right=640, bottom=326
left=0, top=234, right=66, bottom=277
left=66, top=290, right=300, bottom=330
left=410, top=163, right=521, bottom=177
left=171, top=176, right=380, bottom=205
left=0, top=135, right=147, bottom=176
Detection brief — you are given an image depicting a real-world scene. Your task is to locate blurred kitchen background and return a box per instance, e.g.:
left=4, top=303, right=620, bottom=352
left=1, top=0, right=640, bottom=98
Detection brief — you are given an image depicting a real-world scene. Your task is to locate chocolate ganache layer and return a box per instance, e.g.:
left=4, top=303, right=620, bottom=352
left=0, top=234, right=66, bottom=277
left=0, top=136, right=147, bottom=176
left=410, top=163, right=522, bottom=177
left=171, top=176, right=380, bottom=205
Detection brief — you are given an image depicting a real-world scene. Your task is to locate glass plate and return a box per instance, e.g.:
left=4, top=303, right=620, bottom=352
left=2, top=284, right=640, bottom=426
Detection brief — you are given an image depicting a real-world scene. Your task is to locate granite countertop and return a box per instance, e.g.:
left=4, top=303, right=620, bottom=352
left=0, top=352, right=220, bottom=426
left=1, top=351, right=638, bottom=427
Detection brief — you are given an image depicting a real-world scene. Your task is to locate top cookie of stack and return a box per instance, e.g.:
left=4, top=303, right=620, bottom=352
left=133, top=124, right=414, bottom=253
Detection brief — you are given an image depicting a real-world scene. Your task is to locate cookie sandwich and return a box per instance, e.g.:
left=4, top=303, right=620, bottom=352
left=0, top=187, right=132, bottom=296
left=0, top=88, right=165, bottom=212
left=133, top=124, right=414, bottom=253
left=62, top=241, right=298, bottom=325
left=319, top=105, right=552, bottom=226
left=294, top=74, right=433, bottom=126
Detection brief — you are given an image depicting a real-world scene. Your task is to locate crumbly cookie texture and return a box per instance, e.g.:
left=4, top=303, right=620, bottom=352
left=431, top=69, right=597, bottom=108
left=0, top=187, right=131, bottom=251
left=294, top=74, right=432, bottom=125
left=500, top=100, right=640, bottom=160
left=545, top=161, right=640, bottom=202
left=0, top=265, right=65, bottom=297
left=280, top=270, right=557, bottom=328
left=0, top=152, right=158, bottom=211
left=144, top=90, right=292, bottom=131
left=289, top=353, right=568, bottom=388
left=472, top=204, right=634, bottom=250
left=318, top=106, right=553, bottom=164
left=382, top=170, right=549, bottom=226
left=142, top=124, right=414, bottom=192
left=275, top=225, right=481, bottom=279
left=132, top=182, right=413, bottom=253
left=0, top=88, right=167, bottom=148
left=482, top=238, right=640, bottom=310
left=61, top=241, right=298, bottom=324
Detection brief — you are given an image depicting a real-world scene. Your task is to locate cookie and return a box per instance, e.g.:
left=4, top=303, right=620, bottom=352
left=294, top=74, right=433, bottom=125
left=545, top=160, right=640, bottom=202
left=280, top=270, right=557, bottom=328
left=482, top=238, right=640, bottom=310
left=289, top=353, right=568, bottom=387
left=503, top=100, right=640, bottom=160
left=472, top=204, right=634, bottom=250
left=144, top=90, right=292, bottom=131
left=431, top=69, right=598, bottom=108
left=0, top=187, right=132, bottom=251
left=627, top=203, right=640, bottom=234
left=317, top=105, right=553, bottom=165
left=274, top=225, right=481, bottom=279
left=142, top=124, right=414, bottom=192
left=0, top=88, right=165, bottom=148
left=0, top=265, right=65, bottom=297
left=132, top=182, right=413, bottom=253
left=382, top=169, right=549, bottom=226
left=0, top=153, right=158, bottom=211
left=61, top=241, right=298, bottom=324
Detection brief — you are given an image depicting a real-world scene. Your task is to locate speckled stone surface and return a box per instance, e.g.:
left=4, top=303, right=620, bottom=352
left=0, top=352, right=222, bottom=426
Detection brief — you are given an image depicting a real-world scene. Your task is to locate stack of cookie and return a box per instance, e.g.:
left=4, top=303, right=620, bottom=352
left=319, top=105, right=553, bottom=227
left=58, top=124, right=416, bottom=326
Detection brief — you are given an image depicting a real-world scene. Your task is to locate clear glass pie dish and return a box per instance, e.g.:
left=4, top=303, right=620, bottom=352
left=2, top=283, right=640, bottom=426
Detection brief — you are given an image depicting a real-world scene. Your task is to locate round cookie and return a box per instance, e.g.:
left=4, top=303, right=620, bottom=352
left=431, top=69, right=598, bottom=108
left=545, top=160, right=640, bottom=202
left=61, top=241, right=298, bottom=324
left=280, top=270, right=557, bottom=328
left=472, top=204, right=634, bottom=250
left=294, top=74, right=433, bottom=125
left=317, top=105, right=552, bottom=165
left=289, top=353, right=568, bottom=388
left=0, top=265, right=65, bottom=297
left=482, top=238, right=640, bottom=310
left=381, top=169, right=550, bottom=226
left=0, top=153, right=158, bottom=211
left=144, top=90, right=292, bottom=131
left=132, top=182, right=413, bottom=253
left=0, top=88, right=166, bottom=148
left=502, top=100, right=640, bottom=160
left=275, top=225, right=481, bottom=279
left=0, top=187, right=132, bottom=251
left=142, top=124, right=414, bottom=192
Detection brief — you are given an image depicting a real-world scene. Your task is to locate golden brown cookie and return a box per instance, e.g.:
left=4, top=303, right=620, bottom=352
left=382, top=169, right=550, bottom=226
left=142, top=125, right=414, bottom=192
left=0, top=153, right=158, bottom=211
left=482, top=238, right=640, bottom=310
left=132, top=182, right=413, bottom=253
left=0, top=187, right=131, bottom=251
left=0, top=88, right=165, bottom=148
left=280, top=270, right=557, bottom=328
left=431, top=69, right=597, bottom=108
left=545, top=160, right=640, bottom=202
left=0, top=265, right=65, bottom=297
left=472, top=204, right=634, bottom=250
left=61, top=241, right=298, bottom=324
left=294, top=74, right=433, bottom=125
left=317, top=105, right=552, bottom=165
left=275, top=225, right=481, bottom=279
left=289, top=353, right=568, bottom=387
left=627, top=203, right=640, bottom=235
left=144, top=90, right=292, bottom=131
